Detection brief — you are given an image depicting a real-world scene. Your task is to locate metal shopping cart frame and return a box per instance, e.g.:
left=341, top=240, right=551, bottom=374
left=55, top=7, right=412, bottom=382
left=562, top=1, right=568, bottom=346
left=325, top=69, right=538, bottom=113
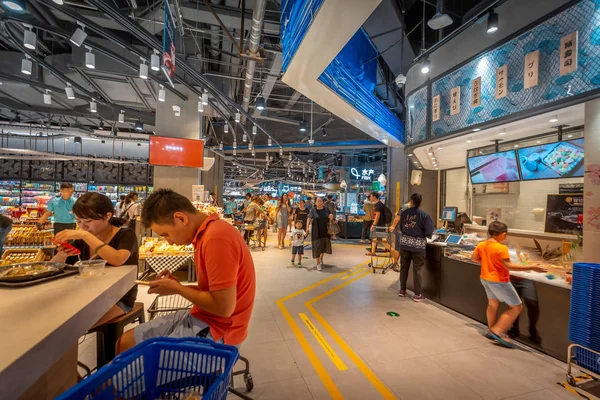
left=567, top=344, right=600, bottom=392
left=366, top=226, right=394, bottom=274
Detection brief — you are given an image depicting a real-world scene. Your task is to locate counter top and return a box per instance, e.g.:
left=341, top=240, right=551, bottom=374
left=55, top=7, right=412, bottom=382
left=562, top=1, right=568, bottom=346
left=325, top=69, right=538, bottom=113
left=0, top=265, right=137, bottom=399
left=463, top=224, right=578, bottom=241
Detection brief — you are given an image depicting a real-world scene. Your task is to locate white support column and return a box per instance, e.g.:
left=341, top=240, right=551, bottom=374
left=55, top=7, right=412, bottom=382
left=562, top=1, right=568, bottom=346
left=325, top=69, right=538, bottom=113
left=583, top=100, right=600, bottom=262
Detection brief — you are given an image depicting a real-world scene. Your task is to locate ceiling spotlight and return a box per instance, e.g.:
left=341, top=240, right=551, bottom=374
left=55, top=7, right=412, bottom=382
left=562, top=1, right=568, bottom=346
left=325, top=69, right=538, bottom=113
left=549, top=116, right=558, bottom=123
left=308, top=139, right=315, bottom=146
left=514, top=144, right=519, bottom=148
left=421, top=58, right=430, bottom=74
left=466, top=138, right=473, bottom=143
left=235, top=112, right=241, bottom=123
left=43, top=89, right=51, bottom=105
left=65, top=83, right=75, bottom=99
left=224, top=123, right=229, bottom=134
left=268, top=138, right=272, bottom=146
left=70, top=25, right=87, bottom=47
left=289, top=153, right=292, bottom=161
left=135, top=119, right=143, bottom=131
left=172, top=105, right=181, bottom=117
left=202, top=91, right=208, bottom=106
left=233, top=148, right=237, bottom=156
left=252, top=125, right=257, bottom=135
left=21, top=57, right=32, bottom=75
left=139, top=60, right=148, bottom=79
left=567, top=134, right=573, bottom=138
left=158, top=85, right=166, bottom=102
left=90, top=100, right=97, bottom=113
left=408, top=153, right=413, bottom=156
left=279, top=147, right=283, bottom=156
left=299, top=120, right=308, bottom=132
left=150, top=51, right=160, bottom=71
left=2, top=0, right=25, bottom=11
left=537, top=140, right=541, bottom=144
left=118, top=110, right=125, bottom=123
left=198, top=97, right=204, bottom=113
left=98, top=121, right=104, bottom=130
left=499, top=130, right=506, bottom=135
left=233, top=141, right=237, bottom=149
left=322, top=128, right=327, bottom=137
left=23, top=27, right=36, bottom=50
left=437, top=146, right=443, bottom=150
left=472, top=128, right=481, bottom=132
left=85, top=47, right=95, bottom=69
left=243, top=133, right=247, bottom=142
left=255, top=95, right=266, bottom=110
left=487, top=11, right=499, bottom=34
left=218, top=142, right=223, bottom=151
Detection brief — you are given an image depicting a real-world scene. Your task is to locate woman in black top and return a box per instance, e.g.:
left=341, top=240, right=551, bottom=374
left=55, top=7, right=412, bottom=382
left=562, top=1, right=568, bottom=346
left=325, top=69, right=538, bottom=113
left=307, top=197, right=333, bottom=271
left=52, top=192, right=138, bottom=326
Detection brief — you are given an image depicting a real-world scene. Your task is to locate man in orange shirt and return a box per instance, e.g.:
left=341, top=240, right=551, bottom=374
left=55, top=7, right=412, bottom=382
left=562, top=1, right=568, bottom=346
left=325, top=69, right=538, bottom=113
left=471, top=221, right=545, bottom=348
left=117, top=189, right=256, bottom=352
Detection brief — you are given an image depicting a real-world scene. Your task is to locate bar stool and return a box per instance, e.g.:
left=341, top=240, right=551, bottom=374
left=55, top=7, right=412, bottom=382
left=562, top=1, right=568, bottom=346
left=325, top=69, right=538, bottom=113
left=88, top=302, right=146, bottom=369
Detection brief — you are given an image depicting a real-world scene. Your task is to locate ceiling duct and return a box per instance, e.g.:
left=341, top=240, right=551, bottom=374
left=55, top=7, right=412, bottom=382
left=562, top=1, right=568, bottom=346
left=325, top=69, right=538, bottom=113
left=241, top=0, right=267, bottom=123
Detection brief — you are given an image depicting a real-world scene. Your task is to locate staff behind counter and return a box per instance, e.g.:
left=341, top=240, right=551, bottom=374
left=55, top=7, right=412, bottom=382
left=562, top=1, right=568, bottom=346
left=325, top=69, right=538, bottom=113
left=37, top=182, right=76, bottom=235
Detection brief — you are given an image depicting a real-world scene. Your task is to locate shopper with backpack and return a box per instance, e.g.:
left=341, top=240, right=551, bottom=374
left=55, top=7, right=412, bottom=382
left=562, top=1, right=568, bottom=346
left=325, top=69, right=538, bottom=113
left=367, top=192, right=391, bottom=256
left=120, top=192, right=140, bottom=230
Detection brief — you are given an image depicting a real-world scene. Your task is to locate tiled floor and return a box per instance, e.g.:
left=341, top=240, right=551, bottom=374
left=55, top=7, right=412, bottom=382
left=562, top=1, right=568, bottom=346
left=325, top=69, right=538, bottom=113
left=78, top=237, right=583, bottom=400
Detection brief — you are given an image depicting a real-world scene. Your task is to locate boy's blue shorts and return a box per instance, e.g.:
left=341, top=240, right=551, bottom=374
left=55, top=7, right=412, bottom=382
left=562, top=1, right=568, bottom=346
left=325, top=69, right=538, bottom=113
left=480, top=279, right=522, bottom=306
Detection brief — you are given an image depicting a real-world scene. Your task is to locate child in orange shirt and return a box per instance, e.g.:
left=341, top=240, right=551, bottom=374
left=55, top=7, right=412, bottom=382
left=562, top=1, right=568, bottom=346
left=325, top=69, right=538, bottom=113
left=471, top=221, right=546, bottom=347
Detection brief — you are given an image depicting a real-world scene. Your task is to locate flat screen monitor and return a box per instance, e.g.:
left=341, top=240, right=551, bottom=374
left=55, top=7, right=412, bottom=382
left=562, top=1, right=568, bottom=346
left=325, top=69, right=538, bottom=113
left=441, top=207, right=458, bottom=221
left=446, top=234, right=463, bottom=245
left=467, top=150, right=520, bottom=184
left=517, top=138, right=584, bottom=180
left=149, top=136, right=204, bottom=168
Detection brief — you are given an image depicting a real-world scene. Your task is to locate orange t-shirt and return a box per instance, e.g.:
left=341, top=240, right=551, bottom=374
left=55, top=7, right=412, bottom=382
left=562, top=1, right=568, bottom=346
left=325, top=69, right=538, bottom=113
left=474, top=239, right=510, bottom=283
left=191, top=214, right=256, bottom=345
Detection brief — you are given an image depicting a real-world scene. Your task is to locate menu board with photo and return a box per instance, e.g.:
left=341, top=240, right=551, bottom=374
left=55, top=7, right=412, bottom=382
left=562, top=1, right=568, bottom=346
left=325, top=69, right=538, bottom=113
left=517, top=139, right=584, bottom=180
left=545, top=194, right=583, bottom=235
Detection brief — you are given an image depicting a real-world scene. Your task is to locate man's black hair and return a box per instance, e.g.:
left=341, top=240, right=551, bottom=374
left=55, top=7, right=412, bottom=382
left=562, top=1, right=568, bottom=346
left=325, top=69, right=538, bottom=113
left=142, top=188, right=197, bottom=227
left=370, top=192, right=380, bottom=200
left=60, top=182, right=74, bottom=190
left=410, top=193, right=423, bottom=208
left=245, top=193, right=252, bottom=199
left=488, top=221, right=508, bottom=237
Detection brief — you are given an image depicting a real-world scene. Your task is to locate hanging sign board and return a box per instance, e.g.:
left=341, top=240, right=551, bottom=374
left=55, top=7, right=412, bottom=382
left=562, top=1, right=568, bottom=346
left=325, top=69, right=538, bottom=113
left=471, top=77, right=482, bottom=108
left=524, top=50, right=540, bottom=89
left=432, top=94, right=441, bottom=122
left=560, top=31, right=578, bottom=76
left=450, top=86, right=460, bottom=116
left=495, top=64, right=507, bottom=99
left=162, top=0, right=176, bottom=86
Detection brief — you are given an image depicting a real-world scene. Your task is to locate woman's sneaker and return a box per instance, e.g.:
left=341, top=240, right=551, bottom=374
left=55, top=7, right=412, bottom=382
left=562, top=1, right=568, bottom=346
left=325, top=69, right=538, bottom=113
left=412, top=294, right=426, bottom=303
left=316, top=263, right=323, bottom=271
left=398, top=290, right=407, bottom=297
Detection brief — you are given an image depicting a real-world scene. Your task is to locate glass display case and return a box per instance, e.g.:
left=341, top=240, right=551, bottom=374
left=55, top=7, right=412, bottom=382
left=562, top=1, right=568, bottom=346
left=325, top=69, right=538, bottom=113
left=335, top=214, right=364, bottom=239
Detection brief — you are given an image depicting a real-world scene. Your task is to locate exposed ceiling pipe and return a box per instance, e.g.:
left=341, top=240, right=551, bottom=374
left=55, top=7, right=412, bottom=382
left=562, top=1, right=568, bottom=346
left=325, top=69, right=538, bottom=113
left=240, top=0, right=267, bottom=124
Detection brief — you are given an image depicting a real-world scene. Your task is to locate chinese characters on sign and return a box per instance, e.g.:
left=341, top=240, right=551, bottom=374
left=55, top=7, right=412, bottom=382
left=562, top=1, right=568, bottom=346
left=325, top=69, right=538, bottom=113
left=495, top=64, right=507, bottom=99
left=432, top=95, right=441, bottom=122
left=524, top=50, right=540, bottom=89
left=471, top=77, right=482, bottom=108
left=350, top=168, right=376, bottom=181
left=560, top=31, right=578, bottom=76
left=450, top=86, right=460, bottom=116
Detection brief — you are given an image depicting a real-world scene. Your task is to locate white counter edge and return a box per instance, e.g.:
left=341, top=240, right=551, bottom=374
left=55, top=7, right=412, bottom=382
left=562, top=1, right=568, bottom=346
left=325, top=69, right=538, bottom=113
left=464, top=224, right=579, bottom=241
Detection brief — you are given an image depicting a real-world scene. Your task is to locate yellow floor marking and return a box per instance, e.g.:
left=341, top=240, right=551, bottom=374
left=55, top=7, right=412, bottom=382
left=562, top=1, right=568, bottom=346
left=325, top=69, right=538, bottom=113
left=341, top=267, right=368, bottom=280
left=299, top=313, right=348, bottom=371
left=276, top=261, right=369, bottom=399
left=306, top=271, right=398, bottom=400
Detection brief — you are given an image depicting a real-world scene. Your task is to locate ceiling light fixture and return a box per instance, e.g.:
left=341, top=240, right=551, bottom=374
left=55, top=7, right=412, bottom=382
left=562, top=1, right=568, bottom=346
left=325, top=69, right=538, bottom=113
left=438, top=146, right=443, bottom=150
left=197, top=96, right=204, bottom=113
left=255, top=95, right=266, bottom=110
left=299, top=120, right=308, bottom=132
left=567, top=134, right=573, bottom=138
left=65, top=83, right=75, bottom=99
left=537, top=140, right=541, bottom=144
left=70, top=24, right=87, bottom=47
left=242, top=133, right=247, bottom=142
left=408, top=153, right=413, bottom=156
left=172, top=104, right=180, bottom=117
left=85, top=46, right=95, bottom=69
left=23, top=26, right=36, bottom=50
left=322, top=128, right=327, bottom=137
left=466, top=138, right=473, bottom=143
left=252, top=125, right=257, bottom=135
left=158, top=85, right=166, bottom=102
left=232, top=141, right=237, bottom=149
left=118, top=110, right=125, bottom=123
left=420, top=58, right=430, bottom=74
left=224, top=123, right=229, bottom=134
left=472, top=128, right=481, bottom=132
left=289, top=153, right=292, bottom=161
left=514, top=144, right=519, bottom=148
left=139, top=59, right=148, bottom=79
left=233, top=149, right=237, bottom=156
left=90, top=100, right=97, bottom=113
left=135, top=120, right=143, bottom=131
left=202, top=91, right=208, bottom=106
left=21, top=56, right=32, bottom=75
left=43, top=89, right=51, bottom=105
left=150, top=50, right=160, bottom=71
left=2, top=0, right=25, bottom=11
left=499, top=129, right=506, bottom=135
left=268, top=138, right=272, bottom=146
left=235, top=112, right=241, bottom=123
left=279, top=147, right=283, bottom=156
left=487, top=11, right=499, bottom=34
left=549, top=115, right=558, bottom=123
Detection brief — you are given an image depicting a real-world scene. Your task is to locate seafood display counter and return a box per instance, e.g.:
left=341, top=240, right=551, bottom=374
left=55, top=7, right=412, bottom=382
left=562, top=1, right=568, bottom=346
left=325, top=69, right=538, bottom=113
left=414, top=227, right=578, bottom=361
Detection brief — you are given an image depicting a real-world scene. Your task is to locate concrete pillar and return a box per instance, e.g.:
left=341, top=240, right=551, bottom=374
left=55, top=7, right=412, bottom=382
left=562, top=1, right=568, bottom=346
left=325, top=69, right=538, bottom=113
left=583, top=100, right=600, bottom=262
left=388, top=147, right=408, bottom=213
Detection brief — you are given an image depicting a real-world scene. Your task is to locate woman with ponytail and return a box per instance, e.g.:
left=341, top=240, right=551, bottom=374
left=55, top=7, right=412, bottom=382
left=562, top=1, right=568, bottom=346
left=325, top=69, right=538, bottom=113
left=52, top=192, right=139, bottom=325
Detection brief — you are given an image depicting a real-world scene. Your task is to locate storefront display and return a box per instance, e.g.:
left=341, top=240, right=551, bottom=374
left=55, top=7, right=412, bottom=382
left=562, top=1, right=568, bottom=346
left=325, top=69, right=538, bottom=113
left=467, top=150, right=520, bottom=184
left=518, top=139, right=584, bottom=180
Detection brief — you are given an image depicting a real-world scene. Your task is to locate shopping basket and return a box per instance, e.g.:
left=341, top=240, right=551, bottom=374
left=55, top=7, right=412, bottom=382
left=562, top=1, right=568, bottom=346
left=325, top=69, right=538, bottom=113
left=57, top=337, right=239, bottom=400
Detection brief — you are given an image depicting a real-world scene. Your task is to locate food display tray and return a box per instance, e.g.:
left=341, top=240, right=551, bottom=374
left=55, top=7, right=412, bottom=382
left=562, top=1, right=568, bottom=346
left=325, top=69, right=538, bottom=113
left=541, top=141, right=584, bottom=177
left=0, top=267, right=78, bottom=288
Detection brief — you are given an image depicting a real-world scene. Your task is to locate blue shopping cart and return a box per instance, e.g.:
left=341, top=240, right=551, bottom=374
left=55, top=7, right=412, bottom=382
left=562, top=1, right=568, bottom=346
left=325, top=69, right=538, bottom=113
left=57, top=337, right=239, bottom=400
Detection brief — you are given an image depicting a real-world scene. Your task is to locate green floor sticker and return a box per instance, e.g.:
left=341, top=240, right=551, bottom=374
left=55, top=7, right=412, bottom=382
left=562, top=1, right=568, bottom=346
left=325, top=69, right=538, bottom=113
left=386, top=312, right=399, bottom=317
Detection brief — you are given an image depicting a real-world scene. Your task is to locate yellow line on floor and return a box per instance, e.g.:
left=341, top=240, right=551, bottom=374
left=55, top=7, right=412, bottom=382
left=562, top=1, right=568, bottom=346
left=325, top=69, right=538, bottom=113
left=299, top=313, right=348, bottom=371
left=306, top=272, right=398, bottom=400
left=341, top=267, right=368, bottom=280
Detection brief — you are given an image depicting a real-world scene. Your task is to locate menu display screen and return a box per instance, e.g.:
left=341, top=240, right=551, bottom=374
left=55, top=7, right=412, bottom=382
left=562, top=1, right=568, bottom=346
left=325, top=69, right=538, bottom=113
left=467, top=150, right=520, bottom=184
left=517, top=139, right=584, bottom=180
left=149, top=136, right=204, bottom=168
